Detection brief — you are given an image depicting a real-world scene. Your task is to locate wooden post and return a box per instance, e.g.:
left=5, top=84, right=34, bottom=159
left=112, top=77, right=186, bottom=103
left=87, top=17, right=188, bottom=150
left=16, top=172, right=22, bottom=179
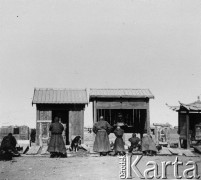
left=36, top=108, right=40, bottom=145
left=69, top=111, right=72, bottom=143
left=80, top=109, right=84, bottom=143
left=155, top=126, right=158, bottom=145
left=178, top=112, right=181, bottom=148
left=133, top=109, right=134, bottom=127
left=93, top=100, right=97, bottom=123
left=186, top=111, right=190, bottom=149
left=146, top=99, right=151, bottom=135
left=109, top=109, right=112, bottom=125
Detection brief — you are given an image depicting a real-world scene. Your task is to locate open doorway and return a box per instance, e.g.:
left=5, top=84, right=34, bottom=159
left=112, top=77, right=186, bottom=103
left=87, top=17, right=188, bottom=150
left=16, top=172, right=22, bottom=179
left=52, top=110, right=69, bottom=145
left=96, top=109, right=146, bottom=133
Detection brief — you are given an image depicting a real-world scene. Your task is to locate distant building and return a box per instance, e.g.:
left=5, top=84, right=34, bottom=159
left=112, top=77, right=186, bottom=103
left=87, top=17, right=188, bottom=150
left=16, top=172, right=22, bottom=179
left=167, top=97, right=201, bottom=149
left=0, top=125, right=29, bottom=141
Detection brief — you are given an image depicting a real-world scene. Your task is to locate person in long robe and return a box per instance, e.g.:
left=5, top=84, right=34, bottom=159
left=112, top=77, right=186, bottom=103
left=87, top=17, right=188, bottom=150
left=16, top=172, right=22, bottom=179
left=47, top=117, right=67, bottom=158
left=113, top=124, right=125, bottom=155
left=128, top=133, right=141, bottom=153
left=93, top=116, right=112, bottom=156
left=141, top=134, right=157, bottom=156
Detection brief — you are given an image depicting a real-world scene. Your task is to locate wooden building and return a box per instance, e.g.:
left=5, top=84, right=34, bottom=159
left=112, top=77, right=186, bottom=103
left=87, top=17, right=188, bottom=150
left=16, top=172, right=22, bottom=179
left=0, top=125, right=29, bottom=142
left=89, top=89, right=154, bottom=137
left=32, top=88, right=88, bottom=146
left=167, top=97, right=201, bottom=149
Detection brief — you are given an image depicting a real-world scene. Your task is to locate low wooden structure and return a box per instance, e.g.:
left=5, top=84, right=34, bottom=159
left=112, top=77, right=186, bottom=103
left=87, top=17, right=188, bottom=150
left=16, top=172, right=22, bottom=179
left=152, top=123, right=171, bottom=146
left=0, top=125, right=29, bottom=141
left=32, top=88, right=88, bottom=146
left=89, top=89, right=154, bottom=137
left=167, top=97, right=201, bottom=149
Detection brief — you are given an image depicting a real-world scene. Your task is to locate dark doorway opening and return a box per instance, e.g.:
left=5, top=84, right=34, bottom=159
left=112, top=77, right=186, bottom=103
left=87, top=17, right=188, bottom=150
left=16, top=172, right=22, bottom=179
left=97, top=109, right=146, bottom=134
left=52, top=110, right=69, bottom=145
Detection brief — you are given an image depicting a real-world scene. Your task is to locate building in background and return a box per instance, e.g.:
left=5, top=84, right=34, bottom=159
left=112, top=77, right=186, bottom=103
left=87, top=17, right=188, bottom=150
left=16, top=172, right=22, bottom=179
left=167, top=97, right=201, bottom=149
left=0, top=125, right=29, bottom=143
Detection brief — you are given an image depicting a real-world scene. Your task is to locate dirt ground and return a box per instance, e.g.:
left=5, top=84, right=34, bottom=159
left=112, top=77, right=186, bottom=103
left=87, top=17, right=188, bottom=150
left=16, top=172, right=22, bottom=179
left=0, top=154, right=201, bottom=180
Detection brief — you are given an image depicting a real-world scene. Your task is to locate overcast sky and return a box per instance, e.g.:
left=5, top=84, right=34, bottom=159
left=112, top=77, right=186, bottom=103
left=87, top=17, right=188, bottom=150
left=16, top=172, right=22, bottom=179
left=0, top=0, right=201, bottom=128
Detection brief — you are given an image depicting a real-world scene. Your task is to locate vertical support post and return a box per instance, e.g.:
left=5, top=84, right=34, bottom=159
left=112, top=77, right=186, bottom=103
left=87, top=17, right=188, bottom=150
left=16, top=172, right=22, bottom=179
left=109, top=109, right=112, bottom=125
left=146, top=99, right=151, bottom=135
left=186, top=111, right=190, bottom=149
left=81, top=109, right=84, bottom=143
left=155, top=126, right=158, bottom=145
left=93, top=100, right=97, bottom=123
left=178, top=112, right=181, bottom=148
left=133, top=109, right=134, bottom=127
left=36, top=107, right=40, bottom=145
left=39, top=122, right=42, bottom=146
left=69, top=111, right=72, bottom=144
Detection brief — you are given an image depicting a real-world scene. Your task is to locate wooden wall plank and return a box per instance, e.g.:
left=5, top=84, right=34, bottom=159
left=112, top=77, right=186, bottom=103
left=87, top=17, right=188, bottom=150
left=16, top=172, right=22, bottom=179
left=96, top=101, right=148, bottom=109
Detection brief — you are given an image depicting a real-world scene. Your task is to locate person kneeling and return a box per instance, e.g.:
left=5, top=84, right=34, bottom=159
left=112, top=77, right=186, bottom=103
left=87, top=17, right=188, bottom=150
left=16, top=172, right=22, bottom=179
left=0, top=133, right=20, bottom=161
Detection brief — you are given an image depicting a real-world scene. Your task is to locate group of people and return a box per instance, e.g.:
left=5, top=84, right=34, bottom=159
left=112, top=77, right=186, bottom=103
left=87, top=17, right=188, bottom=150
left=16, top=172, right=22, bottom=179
left=1, top=115, right=158, bottom=160
left=93, top=116, right=158, bottom=156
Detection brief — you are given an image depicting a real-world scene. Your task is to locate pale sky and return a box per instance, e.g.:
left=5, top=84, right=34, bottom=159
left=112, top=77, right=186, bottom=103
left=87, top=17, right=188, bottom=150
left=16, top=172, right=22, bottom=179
left=0, top=0, right=201, bottom=128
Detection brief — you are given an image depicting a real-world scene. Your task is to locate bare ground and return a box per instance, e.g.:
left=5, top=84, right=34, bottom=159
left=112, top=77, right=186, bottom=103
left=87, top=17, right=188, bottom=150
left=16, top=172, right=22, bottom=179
left=0, top=154, right=201, bottom=180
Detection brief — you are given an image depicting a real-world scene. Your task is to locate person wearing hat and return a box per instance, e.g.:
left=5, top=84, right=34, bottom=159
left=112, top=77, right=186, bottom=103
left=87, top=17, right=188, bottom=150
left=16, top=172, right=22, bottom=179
left=93, top=116, right=113, bottom=156
left=113, top=123, right=125, bottom=156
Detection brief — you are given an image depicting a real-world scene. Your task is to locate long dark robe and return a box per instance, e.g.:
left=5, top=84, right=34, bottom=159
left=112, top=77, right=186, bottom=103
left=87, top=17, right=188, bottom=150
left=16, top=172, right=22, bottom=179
left=47, top=122, right=66, bottom=154
left=141, top=135, right=157, bottom=152
left=114, top=128, right=125, bottom=152
left=93, top=120, right=112, bottom=152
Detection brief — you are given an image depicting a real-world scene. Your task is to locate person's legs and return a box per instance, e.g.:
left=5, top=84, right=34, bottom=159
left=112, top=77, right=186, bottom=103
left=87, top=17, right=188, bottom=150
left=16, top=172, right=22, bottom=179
left=59, top=152, right=67, bottom=158
left=119, top=151, right=125, bottom=156
left=50, top=152, right=57, bottom=158
left=102, top=152, right=107, bottom=156
left=128, top=146, right=134, bottom=153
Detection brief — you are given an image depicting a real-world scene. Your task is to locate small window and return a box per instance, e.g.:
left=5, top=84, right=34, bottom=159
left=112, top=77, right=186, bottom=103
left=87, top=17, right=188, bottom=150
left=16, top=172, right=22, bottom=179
left=13, top=127, right=19, bottom=134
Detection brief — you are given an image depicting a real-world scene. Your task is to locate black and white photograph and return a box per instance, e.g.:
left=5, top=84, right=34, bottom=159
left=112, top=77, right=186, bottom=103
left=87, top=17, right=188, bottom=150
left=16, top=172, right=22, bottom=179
left=0, top=0, right=201, bottom=179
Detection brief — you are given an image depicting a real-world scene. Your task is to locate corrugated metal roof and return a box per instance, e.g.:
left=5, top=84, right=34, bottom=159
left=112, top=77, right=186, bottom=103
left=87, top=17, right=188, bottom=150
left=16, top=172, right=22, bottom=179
left=32, top=88, right=88, bottom=104
left=89, top=89, right=154, bottom=99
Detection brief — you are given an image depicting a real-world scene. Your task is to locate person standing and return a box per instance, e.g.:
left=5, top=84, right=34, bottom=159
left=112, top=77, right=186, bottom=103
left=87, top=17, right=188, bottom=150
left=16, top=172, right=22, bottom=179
left=93, top=116, right=112, bottom=156
left=113, top=123, right=125, bottom=155
left=47, top=117, right=67, bottom=158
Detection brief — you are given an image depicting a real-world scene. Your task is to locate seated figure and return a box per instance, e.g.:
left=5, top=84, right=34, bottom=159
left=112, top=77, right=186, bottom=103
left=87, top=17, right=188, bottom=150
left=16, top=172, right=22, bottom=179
left=141, top=134, right=158, bottom=156
left=128, top=133, right=141, bottom=153
left=0, top=133, right=20, bottom=160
